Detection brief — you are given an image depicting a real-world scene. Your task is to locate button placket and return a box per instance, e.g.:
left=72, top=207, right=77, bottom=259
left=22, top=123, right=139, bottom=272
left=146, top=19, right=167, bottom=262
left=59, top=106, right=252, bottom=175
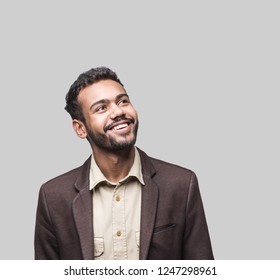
left=112, top=184, right=127, bottom=259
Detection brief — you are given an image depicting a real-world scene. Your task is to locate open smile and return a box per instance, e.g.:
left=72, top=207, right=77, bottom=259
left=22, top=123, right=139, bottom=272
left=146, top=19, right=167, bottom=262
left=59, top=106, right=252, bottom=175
left=107, top=121, right=133, bottom=135
left=111, top=123, right=129, bottom=131
left=105, top=118, right=134, bottom=133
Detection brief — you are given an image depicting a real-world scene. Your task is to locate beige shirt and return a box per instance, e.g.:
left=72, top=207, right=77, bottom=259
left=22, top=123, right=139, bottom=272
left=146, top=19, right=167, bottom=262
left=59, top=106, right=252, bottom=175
left=89, top=148, right=144, bottom=260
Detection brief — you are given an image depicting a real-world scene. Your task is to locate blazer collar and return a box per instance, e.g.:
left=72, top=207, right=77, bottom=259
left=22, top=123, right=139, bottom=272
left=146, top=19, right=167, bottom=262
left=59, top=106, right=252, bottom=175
left=137, top=148, right=159, bottom=260
left=72, top=156, right=94, bottom=259
left=74, top=156, right=91, bottom=192
left=72, top=148, right=159, bottom=260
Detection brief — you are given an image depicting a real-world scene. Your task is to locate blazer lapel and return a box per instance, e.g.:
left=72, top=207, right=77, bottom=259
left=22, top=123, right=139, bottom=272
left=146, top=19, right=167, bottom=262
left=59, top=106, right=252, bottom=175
left=138, top=149, right=159, bottom=260
left=72, top=157, right=94, bottom=260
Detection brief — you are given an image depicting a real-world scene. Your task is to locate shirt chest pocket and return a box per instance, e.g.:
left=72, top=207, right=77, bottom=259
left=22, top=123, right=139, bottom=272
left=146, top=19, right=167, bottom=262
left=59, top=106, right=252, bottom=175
left=94, top=237, right=104, bottom=258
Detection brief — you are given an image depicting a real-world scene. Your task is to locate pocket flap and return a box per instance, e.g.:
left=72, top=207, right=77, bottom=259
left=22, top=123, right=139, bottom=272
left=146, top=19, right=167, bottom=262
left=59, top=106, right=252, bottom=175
left=94, top=237, right=104, bottom=257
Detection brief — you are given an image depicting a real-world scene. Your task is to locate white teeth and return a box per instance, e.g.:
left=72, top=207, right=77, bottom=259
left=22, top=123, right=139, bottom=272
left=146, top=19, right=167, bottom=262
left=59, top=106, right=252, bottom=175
left=113, top=123, right=128, bottom=130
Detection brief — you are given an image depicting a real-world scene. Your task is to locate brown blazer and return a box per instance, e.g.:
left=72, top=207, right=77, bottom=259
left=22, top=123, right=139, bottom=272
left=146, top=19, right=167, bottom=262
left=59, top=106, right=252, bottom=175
left=35, top=148, right=214, bottom=260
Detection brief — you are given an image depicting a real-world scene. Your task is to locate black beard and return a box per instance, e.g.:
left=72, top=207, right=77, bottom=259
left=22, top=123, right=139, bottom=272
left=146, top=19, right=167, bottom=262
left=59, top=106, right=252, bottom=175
left=86, top=121, right=138, bottom=152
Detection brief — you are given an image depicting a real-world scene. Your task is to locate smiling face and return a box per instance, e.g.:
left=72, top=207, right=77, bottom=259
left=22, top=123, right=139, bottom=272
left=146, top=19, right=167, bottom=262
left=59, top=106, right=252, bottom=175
left=73, top=79, right=139, bottom=153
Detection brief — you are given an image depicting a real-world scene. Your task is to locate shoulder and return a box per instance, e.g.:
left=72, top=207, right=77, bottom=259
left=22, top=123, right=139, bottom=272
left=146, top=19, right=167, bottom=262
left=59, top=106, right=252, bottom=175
left=39, top=156, right=91, bottom=194
left=149, top=155, right=197, bottom=187
left=137, top=148, right=196, bottom=184
left=42, top=166, right=81, bottom=187
left=150, top=156, right=193, bottom=175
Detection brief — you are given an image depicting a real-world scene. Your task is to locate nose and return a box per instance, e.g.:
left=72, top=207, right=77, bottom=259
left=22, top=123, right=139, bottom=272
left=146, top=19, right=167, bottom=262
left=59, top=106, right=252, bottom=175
left=109, top=103, right=125, bottom=119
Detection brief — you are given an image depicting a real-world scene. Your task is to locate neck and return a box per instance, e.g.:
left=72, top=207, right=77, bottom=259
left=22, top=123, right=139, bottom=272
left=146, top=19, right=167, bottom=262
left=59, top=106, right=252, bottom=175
left=92, top=146, right=135, bottom=183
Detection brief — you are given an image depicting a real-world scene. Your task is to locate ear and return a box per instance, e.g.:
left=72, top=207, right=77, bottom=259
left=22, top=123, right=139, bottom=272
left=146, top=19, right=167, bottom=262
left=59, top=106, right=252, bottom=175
left=72, top=119, right=88, bottom=139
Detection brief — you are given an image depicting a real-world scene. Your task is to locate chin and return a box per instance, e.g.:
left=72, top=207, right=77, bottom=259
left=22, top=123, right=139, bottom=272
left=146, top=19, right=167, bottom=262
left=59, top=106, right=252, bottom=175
left=107, top=139, right=136, bottom=152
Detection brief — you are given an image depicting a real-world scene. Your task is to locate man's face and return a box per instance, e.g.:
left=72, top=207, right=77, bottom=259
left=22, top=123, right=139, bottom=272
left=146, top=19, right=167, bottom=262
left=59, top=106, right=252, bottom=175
left=77, top=79, right=139, bottom=152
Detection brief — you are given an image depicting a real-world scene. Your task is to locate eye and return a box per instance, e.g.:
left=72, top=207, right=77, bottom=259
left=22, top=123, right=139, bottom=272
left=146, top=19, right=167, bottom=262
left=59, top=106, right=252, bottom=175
left=118, top=98, right=130, bottom=105
left=96, top=105, right=106, bottom=112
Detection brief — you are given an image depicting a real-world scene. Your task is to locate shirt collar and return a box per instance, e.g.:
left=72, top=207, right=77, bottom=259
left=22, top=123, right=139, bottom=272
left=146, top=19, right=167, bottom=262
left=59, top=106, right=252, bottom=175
left=89, top=147, right=145, bottom=190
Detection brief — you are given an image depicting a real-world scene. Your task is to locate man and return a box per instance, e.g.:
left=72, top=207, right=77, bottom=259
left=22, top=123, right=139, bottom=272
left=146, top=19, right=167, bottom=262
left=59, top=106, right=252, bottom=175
left=35, top=67, right=214, bottom=260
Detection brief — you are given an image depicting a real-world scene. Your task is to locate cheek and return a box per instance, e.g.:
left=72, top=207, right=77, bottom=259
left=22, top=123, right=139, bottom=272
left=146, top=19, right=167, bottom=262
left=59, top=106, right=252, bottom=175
left=129, top=107, right=138, bottom=121
left=134, top=112, right=138, bottom=122
left=87, top=115, right=107, bottom=132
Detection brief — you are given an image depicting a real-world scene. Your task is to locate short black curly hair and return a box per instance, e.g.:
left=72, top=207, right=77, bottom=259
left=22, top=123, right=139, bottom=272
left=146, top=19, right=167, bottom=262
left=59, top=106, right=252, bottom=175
left=65, top=67, right=123, bottom=122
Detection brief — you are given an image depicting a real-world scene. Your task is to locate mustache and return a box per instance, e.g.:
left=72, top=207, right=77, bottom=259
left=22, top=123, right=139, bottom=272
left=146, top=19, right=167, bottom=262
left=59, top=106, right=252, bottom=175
left=104, top=116, right=135, bottom=132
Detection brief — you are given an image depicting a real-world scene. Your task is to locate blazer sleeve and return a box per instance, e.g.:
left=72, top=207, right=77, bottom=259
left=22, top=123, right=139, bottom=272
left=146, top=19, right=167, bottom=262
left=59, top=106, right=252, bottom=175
left=34, top=185, right=60, bottom=260
left=183, top=172, right=214, bottom=259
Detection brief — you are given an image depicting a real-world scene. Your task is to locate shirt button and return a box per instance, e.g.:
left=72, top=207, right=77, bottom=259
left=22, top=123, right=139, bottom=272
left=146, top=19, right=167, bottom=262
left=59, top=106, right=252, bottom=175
left=116, top=231, right=122, bottom=237
left=116, top=195, right=121, bottom=202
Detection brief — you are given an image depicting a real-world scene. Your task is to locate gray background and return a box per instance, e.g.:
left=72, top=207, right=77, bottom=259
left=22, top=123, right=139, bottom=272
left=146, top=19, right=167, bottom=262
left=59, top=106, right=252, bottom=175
left=0, top=0, right=279, bottom=259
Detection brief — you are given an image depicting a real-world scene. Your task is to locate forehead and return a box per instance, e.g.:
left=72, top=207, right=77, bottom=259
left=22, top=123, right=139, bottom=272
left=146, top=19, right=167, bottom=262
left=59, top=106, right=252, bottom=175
left=78, top=79, right=125, bottom=105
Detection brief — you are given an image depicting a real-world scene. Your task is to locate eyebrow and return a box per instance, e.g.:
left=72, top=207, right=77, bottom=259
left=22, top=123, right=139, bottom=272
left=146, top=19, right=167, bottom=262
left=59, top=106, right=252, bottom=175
left=89, top=93, right=129, bottom=111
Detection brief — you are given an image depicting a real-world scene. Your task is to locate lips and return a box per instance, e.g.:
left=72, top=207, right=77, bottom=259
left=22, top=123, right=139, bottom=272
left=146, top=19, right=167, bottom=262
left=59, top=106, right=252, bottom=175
left=105, top=118, right=134, bottom=132
left=111, top=123, right=129, bottom=130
